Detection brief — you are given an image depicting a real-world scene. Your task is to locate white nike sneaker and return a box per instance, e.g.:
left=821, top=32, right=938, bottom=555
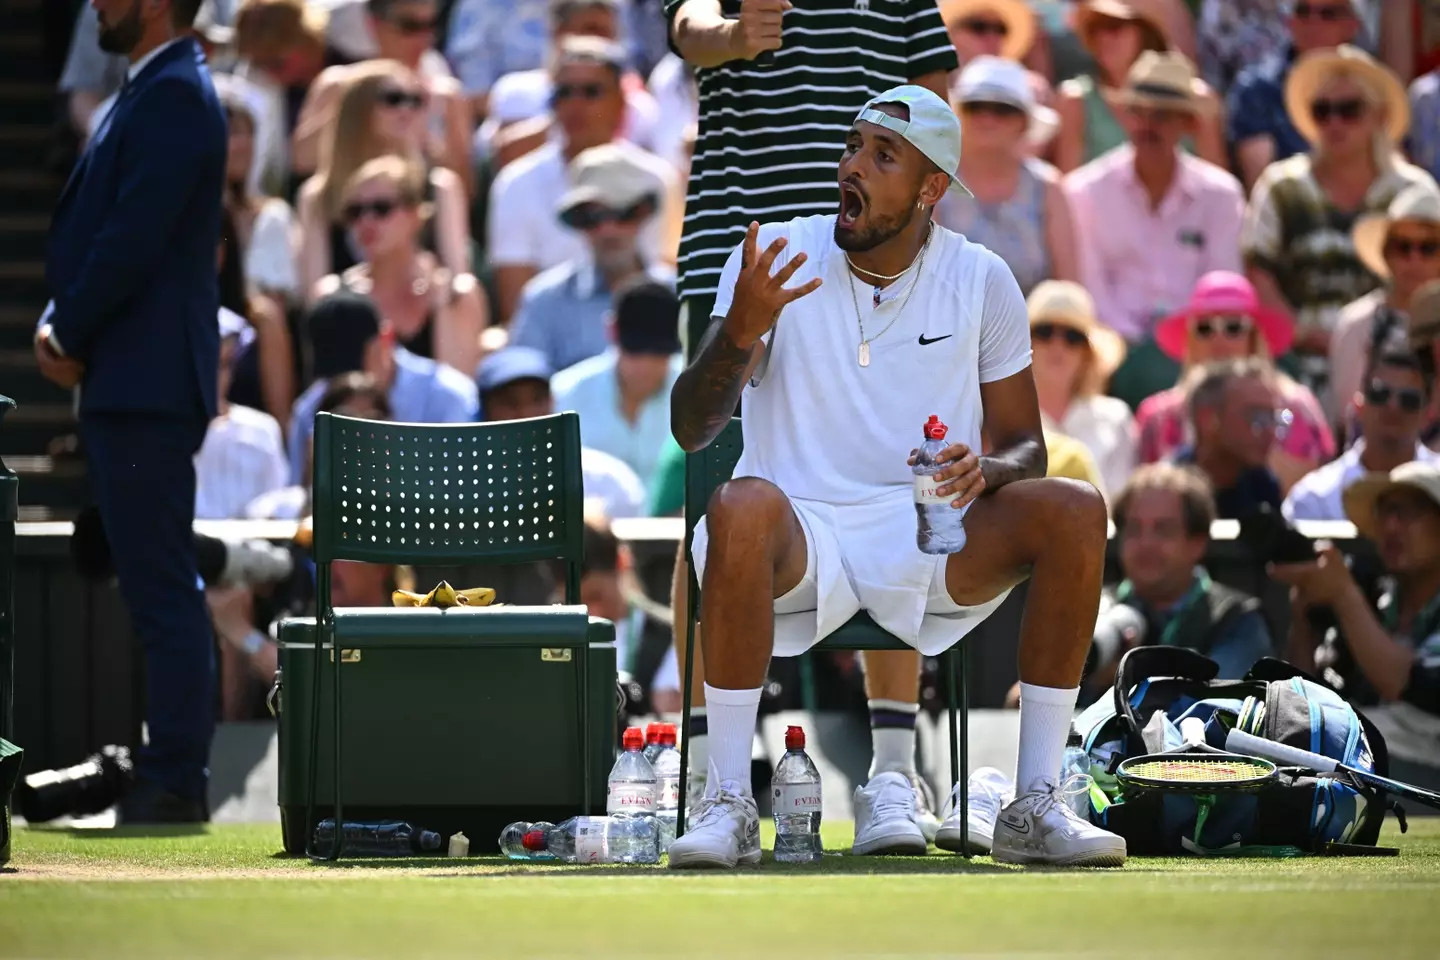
left=910, top=773, right=941, bottom=844
left=667, top=761, right=761, bottom=869
left=990, top=780, right=1127, bottom=867
left=851, top=771, right=929, bottom=856
left=936, top=766, right=1015, bottom=855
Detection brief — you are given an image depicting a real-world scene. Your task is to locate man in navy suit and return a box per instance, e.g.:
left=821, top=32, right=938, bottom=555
left=35, top=0, right=228, bottom=823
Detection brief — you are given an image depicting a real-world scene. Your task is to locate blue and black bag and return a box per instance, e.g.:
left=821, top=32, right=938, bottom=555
left=1071, top=646, right=1401, bottom=855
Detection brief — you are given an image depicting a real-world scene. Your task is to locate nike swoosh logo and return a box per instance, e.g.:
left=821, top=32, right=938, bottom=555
left=918, top=334, right=952, bottom=346
left=999, top=816, right=1031, bottom=835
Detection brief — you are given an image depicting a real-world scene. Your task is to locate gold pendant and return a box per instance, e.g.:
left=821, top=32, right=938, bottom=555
left=858, top=341, right=870, bottom=367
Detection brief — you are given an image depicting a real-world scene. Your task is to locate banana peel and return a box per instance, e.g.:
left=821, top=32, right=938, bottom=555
left=391, top=581, right=497, bottom=609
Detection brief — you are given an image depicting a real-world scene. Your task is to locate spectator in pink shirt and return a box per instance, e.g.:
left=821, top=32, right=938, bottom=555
left=1063, top=50, right=1246, bottom=409
left=1136, top=271, right=1335, bottom=494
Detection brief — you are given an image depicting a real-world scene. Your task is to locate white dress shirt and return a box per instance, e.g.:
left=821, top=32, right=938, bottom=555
left=1283, top=441, right=1440, bottom=522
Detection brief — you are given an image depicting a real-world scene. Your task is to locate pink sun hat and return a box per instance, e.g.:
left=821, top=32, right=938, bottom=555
left=1154, top=271, right=1295, bottom=361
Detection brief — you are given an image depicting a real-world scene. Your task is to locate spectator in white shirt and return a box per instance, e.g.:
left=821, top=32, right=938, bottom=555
left=1284, top=348, right=1440, bottom=521
left=509, top=144, right=675, bottom=372
left=195, top=310, right=290, bottom=519
left=485, top=36, right=675, bottom=323
left=481, top=0, right=662, bottom=168
left=478, top=346, right=647, bottom=518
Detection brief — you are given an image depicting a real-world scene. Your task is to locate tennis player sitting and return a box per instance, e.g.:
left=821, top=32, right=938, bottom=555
left=668, top=86, right=1125, bottom=869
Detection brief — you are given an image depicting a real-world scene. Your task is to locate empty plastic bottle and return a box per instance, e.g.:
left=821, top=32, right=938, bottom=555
left=643, top=723, right=664, bottom=765
left=652, top=723, right=681, bottom=852
left=312, top=819, right=442, bottom=857
left=913, top=414, right=966, bottom=555
left=498, top=816, right=659, bottom=864
left=771, top=725, right=823, bottom=863
left=607, top=727, right=657, bottom=817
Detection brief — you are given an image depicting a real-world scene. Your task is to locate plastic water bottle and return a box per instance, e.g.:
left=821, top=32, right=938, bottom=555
left=607, top=726, right=657, bottom=818
left=643, top=723, right=664, bottom=765
left=771, top=725, right=823, bottom=863
left=652, top=724, right=681, bottom=852
left=913, top=415, right=965, bottom=554
left=312, top=819, right=442, bottom=857
left=498, top=816, right=659, bottom=863
left=1060, top=745, right=1094, bottom=819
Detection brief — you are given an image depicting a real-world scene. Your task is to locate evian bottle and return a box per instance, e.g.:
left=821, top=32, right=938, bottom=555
left=771, top=725, right=823, bottom=863
left=606, top=727, right=657, bottom=818
left=913, top=414, right=966, bottom=555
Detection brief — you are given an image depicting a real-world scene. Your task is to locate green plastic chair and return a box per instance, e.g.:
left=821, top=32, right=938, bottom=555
left=677, top=418, right=969, bottom=855
left=305, top=411, right=599, bottom=861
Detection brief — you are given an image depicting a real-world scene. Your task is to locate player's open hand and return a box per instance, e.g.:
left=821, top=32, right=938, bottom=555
left=724, top=221, right=822, bottom=347
left=731, top=0, right=790, bottom=60
left=926, top=443, right=986, bottom=509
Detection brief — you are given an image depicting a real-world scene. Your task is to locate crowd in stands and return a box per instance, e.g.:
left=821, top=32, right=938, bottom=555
left=50, top=0, right=1440, bottom=723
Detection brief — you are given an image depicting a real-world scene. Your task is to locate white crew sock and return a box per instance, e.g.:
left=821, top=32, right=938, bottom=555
left=868, top=698, right=919, bottom=778
left=1014, top=682, right=1080, bottom=793
left=685, top=707, right=709, bottom=777
left=703, top=683, right=762, bottom=796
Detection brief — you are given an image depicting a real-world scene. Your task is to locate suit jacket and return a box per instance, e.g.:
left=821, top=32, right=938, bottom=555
left=46, top=39, right=227, bottom=421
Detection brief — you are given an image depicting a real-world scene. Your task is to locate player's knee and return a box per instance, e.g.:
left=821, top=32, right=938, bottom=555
left=1044, top=478, right=1108, bottom=542
left=705, top=477, right=792, bottom=558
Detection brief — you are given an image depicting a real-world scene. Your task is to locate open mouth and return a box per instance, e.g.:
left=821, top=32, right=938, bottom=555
left=838, top=182, right=866, bottom=228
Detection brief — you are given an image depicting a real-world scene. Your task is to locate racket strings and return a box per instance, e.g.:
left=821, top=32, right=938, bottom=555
left=1125, top=759, right=1273, bottom=784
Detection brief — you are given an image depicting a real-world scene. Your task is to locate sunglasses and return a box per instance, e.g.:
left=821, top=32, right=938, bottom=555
left=560, top=199, right=651, bottom=230
left=1365, top=380, right=1426, bottom=412
left=1293, top=2, right=1355, bottom=21
left=1386, top=237, right=1440, bottom=259
left=1243, top=408, right=1282, bottom=435
left=1310, top=97, right=1365, bottom=124
left=552, top=82, right=607, bottom=105
left=1192, top=314, right=1252, bottom=339
left=1032, top=323, right=1089, bottom=348
left=377, top=88, right=426, bottom=110
left=388, top=14, right=438, bottom=35
left=343, top=198, right=405, bottom=224
left=961, top=101, right=1025, bottom=119
left=1376, top=494, right=1439, bottom=524
left=959, top=17, right=1009, bottom=36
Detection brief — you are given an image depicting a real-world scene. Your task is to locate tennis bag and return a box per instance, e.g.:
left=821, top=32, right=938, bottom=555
left=1071, top=646, right=1399, bottom=855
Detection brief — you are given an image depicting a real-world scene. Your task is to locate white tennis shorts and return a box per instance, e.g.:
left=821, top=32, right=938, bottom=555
left=691, top=486, right=1012, bottom=658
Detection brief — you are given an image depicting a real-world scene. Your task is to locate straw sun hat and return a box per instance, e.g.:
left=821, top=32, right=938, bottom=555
left=1351, top=184, right=1440, bottom=279
left=1026, top=280, right=1127, bottom=383
left=1284, top=44, right=1410, bottom=145
left=938, top=0, right=1038, bottom=62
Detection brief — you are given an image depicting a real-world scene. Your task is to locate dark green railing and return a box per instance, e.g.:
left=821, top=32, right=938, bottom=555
left=1, top=395, right=23, bottom=865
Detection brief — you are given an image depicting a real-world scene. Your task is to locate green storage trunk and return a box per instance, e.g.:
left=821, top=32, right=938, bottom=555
left=275, top=608, right=616, bottom=856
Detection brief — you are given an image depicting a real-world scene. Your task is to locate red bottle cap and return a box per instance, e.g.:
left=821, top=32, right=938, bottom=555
left=785, top=725, right=806, bottom=750
left=522, top=829, right=547, bottom=852
left=644, top=723, right=661, bottom=745
left=661, top=723, right=677, bottom=746
left=622, top=727, right=645, bottom=751
left=923, top=415, right=947, bottom=441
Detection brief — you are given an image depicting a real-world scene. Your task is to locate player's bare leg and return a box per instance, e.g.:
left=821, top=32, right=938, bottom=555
left=933, top=477, right=1125, bottom=866
left=668, top=478, right=807, bottom=869
left=852, top=649, right=937, bottom=854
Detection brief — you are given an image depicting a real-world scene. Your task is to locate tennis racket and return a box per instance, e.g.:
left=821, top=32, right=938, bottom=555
left=1225, top=729, right=1440, bottom=812
left=1116, top=752, right=1278, bottom=795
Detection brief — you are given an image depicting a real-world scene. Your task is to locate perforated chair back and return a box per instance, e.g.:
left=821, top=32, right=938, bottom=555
left=311, top=412, right=586, bottom=597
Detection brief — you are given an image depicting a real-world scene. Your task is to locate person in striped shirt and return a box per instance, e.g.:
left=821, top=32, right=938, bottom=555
left=663, top=0, right=957, bottom=840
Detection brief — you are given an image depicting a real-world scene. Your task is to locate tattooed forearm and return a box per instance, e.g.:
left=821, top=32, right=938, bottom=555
left=670, top=317, right=759, bottom=453
left=979, top=436, right=1046, bottom=492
